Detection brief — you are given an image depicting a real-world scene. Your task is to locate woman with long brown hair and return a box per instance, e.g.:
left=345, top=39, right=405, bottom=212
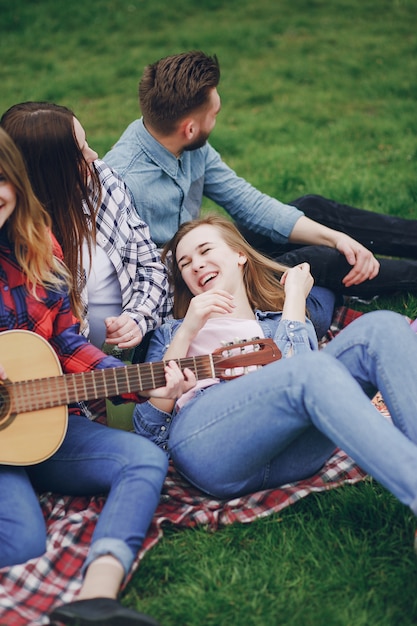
left=1, top=102, right=170, bottom=350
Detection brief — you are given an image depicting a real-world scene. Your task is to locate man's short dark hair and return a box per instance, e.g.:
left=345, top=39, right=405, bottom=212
left=139, top=51, right=220, bottom=134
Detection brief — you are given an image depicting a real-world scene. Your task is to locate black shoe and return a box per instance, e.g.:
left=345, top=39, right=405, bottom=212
left=49, top=597, right=161, bottom=625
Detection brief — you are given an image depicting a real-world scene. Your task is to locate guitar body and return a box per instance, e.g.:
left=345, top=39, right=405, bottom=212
left=0, top=330, right=68, bottom=466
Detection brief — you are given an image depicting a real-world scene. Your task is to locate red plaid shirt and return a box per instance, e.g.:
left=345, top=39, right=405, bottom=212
left=0, top=229, right=141, bottom=407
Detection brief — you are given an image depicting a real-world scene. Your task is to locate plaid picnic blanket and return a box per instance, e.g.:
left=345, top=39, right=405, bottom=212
left=0, top=307, right=383, bottom=625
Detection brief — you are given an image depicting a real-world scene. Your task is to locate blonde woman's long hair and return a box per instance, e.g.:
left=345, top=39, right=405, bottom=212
left=0, top=127, right=71, bottom=295
left=162, top=214, right=289, bottom=319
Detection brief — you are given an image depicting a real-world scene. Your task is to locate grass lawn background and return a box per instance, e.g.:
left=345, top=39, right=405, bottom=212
left=1, top=0, right=417, bottom=623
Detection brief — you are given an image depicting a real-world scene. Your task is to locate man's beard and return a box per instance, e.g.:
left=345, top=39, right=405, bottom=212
left=184, top=130, right=210, bottom=152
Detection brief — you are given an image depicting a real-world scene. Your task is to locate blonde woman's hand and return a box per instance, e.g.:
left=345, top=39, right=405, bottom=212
left=280, top=263, right=313, bottom=324
left=141, top=361, right=196, bottom=399
left=179, top=290, right=236, bottom=341
left=280, top=263, right=314, bottom=299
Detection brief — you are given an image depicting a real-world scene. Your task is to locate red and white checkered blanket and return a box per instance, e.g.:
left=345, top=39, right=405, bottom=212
left=0, top=307, right=377, bottom=625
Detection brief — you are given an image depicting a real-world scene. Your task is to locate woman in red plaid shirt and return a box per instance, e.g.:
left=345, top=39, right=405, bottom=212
left=0, top=128, right=172, bottom=625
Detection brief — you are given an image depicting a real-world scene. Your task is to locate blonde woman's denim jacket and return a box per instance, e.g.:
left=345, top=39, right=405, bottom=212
left=133, top=311, right=318, bottom=453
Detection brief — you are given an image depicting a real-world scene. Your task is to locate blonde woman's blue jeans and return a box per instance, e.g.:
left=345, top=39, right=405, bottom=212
left=169, top=311, right=417, bottom=515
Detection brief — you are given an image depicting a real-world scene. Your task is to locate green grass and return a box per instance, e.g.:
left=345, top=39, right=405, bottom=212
left=125, top=482, right=417, bottom=625
left=1, top=0, right=417, bottom=623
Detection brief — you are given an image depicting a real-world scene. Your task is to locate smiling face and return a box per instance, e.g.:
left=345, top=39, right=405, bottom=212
left=0, top=169, right=16, bottom=229
left=175, top=223, right=247, bottom=296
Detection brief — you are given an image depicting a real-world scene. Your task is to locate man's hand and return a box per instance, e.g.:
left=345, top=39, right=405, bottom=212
left=335, top=234, right=380, bottom=287
left=289, top=216, right=380, bottom=288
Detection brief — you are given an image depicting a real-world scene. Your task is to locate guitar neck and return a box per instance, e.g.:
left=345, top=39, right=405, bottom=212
left=11, top=355, right=215, bottom=414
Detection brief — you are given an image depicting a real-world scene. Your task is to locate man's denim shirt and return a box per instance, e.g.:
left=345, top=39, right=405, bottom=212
left=134, top=312, right=318, bottom=453
left=105, top=118, right=304, bottom=248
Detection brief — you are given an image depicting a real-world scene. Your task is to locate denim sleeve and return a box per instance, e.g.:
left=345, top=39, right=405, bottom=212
left=273, top=318, right=318, bottom=358
left=202, top=144, right=304, bottom=244
left=144, top=325, right=170, bottom=362
left=133, top=324, right=173, bottom=451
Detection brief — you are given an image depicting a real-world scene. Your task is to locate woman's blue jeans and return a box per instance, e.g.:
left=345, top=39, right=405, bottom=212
left=0, top=417, right=168, bottom=571
left=306, top=285, right=337, bottom=339
left=169, top=310, right=417, bottom=515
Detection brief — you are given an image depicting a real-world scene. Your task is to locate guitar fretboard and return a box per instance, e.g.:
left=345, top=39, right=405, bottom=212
left=10, top=355, right=216, bottom=414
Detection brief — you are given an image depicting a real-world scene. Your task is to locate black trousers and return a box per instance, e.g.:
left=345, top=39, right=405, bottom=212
left=240, top=194, right=417, bottom=297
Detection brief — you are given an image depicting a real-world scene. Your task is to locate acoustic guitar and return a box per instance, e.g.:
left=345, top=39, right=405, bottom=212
left=0, top=330, right=281, bottom=466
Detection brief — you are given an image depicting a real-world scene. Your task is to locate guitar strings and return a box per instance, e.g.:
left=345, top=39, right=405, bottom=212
left=9, top=341, right=277, bottom=412
left=10, top=358, right=215, bottom=412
